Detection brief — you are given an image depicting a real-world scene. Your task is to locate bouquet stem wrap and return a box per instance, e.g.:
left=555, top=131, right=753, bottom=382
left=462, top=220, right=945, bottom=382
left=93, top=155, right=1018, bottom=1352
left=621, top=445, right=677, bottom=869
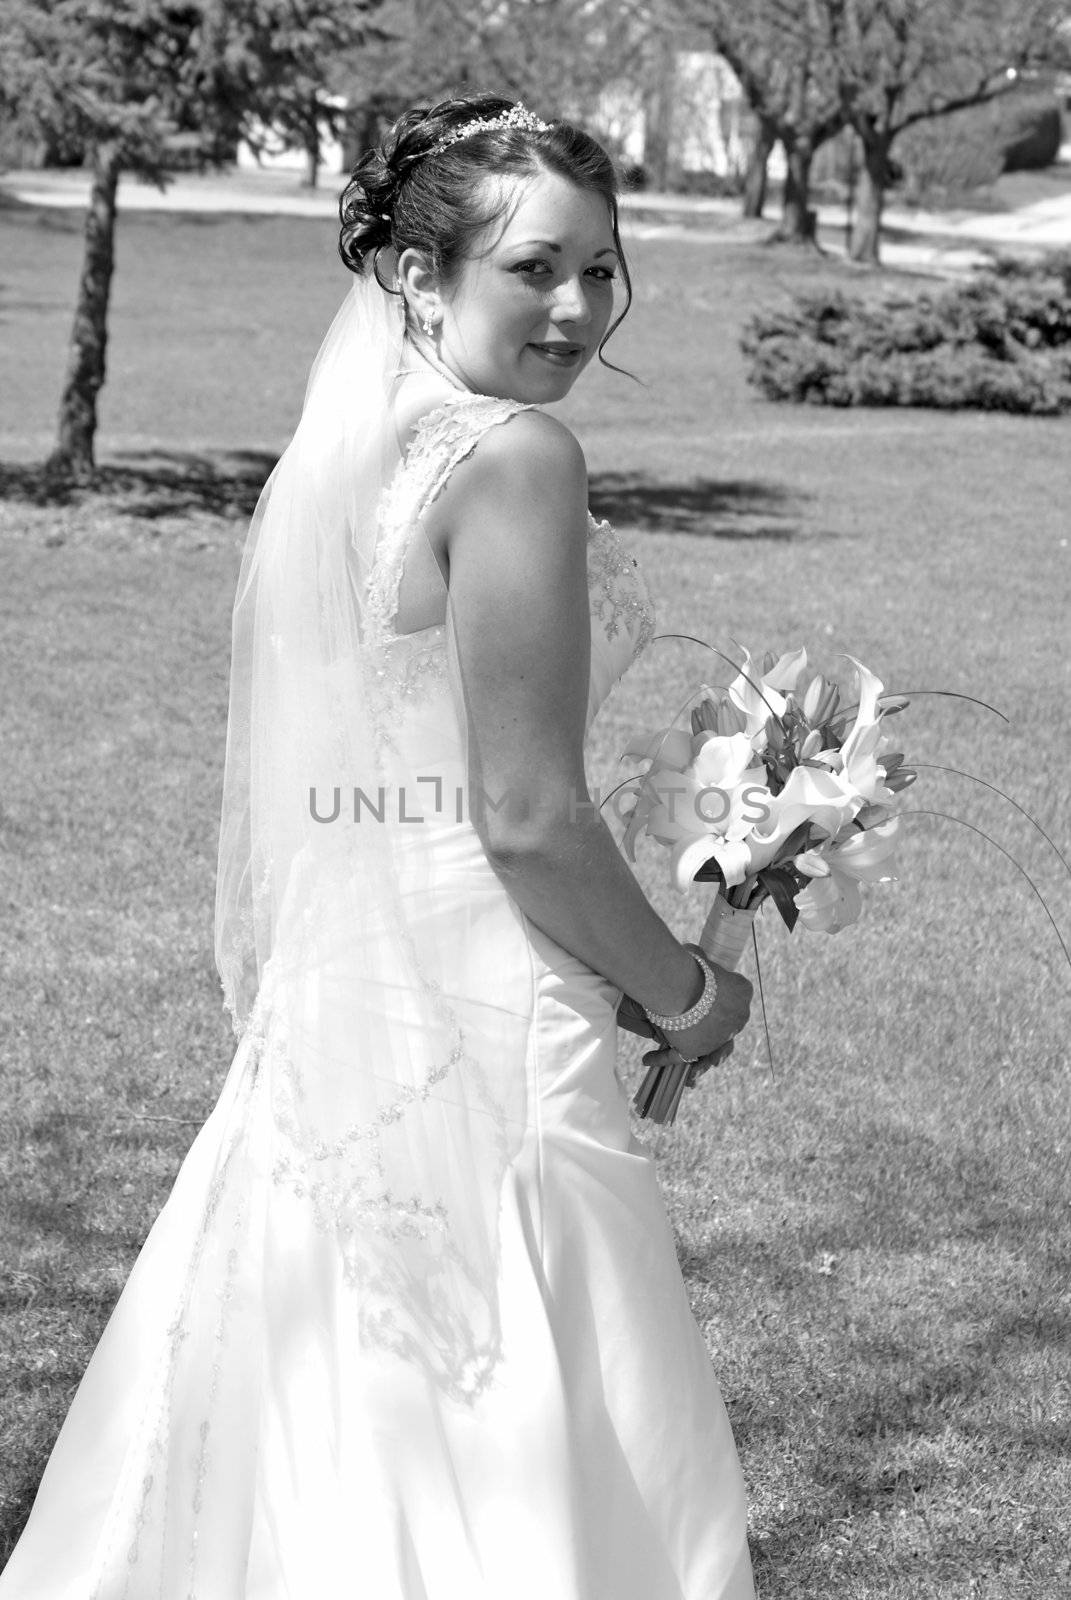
left=633, top=893, right=756, bottom=1125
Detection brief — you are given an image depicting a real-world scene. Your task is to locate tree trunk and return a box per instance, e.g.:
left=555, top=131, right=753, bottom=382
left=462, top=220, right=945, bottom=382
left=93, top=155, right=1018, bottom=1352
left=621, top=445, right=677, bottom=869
left=772, top=138, right=817, bottom=244
left=742, top=117, right=776, bottom=219
left=849, top=133, right=892, bottom=265
left=642, top=31, right=677, bottom=192
left=345, top=99, right=382, bottom=170
left=50, top=141, right=122, bottom=483
left=302, top=96, right=320, bottom=189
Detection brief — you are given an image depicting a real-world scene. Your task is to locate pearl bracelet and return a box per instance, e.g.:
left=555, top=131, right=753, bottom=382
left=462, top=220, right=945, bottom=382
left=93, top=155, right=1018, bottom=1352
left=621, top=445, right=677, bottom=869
left=643, top=948, right=718, bottom=1032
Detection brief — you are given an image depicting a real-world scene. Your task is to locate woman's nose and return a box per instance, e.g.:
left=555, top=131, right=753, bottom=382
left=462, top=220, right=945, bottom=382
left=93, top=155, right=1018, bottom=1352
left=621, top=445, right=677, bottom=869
left=551, top=279, right=592, bottom=325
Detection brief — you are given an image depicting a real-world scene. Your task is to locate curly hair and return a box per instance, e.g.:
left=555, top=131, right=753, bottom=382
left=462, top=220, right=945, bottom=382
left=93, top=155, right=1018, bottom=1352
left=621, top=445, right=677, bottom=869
left=338, top=93, right=632, bottom=368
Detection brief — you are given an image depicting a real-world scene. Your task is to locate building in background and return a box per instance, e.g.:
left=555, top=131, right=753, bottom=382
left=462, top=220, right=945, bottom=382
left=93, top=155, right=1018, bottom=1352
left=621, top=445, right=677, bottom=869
left=234, top=46, right=779, bottom=194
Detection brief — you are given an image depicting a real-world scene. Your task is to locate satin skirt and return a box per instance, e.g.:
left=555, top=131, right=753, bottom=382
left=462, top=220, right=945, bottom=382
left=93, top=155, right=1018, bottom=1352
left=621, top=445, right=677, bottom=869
left=0, top=832, right=754, bottom=1600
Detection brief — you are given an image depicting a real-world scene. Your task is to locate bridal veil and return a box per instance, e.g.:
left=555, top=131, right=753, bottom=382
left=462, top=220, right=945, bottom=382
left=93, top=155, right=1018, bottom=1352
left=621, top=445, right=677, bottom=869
left=213, top=272, right=529, bottom=1406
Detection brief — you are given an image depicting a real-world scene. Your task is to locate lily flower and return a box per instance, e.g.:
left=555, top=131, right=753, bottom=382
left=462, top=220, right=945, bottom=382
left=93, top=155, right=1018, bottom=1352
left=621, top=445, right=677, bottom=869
left=809, top=657, right=900, bottom=810
left=793, top=818, right=900, bottom=933
left=619, top=726, right=773, bottom=886
left=709, top=760, right=862, bottom=887
left=618, top=724, right=699, bottom=860
left=725, top=648, right=809, bottom=744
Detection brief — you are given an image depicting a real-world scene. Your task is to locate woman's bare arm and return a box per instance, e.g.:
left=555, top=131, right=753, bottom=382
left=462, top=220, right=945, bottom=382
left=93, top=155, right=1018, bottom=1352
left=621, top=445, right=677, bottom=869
left=431, top=409, right=751, bottom=1057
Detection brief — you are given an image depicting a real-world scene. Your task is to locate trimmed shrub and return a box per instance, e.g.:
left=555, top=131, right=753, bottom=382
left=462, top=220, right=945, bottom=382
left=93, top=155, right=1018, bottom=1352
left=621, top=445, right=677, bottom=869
left=898, top=111, right=1004, bottom=203
left=899, top=90, right=1065, bottom=204
left=1001, top=97, right=1064, bottom=172
left=741, top=253, right=1071, bottom=415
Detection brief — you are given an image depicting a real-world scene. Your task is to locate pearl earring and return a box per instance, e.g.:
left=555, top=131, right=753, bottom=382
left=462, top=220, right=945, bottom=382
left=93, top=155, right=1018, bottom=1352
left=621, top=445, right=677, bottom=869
left=421, top=313, right=435, bottom=337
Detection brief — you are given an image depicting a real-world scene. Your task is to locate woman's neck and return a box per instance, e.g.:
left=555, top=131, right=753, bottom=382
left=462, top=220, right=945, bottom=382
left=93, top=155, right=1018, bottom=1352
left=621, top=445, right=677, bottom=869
left=402, top=333, right=469, bottom=394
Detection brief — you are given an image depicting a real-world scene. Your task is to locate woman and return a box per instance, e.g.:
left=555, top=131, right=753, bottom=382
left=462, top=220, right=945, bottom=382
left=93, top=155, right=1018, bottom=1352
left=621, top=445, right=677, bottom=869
left=1, top=95, right=755, bottom=1599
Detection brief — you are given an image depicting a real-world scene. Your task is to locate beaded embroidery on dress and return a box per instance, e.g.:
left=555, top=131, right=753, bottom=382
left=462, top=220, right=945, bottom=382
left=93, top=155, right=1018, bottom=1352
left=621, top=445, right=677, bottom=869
left=0, top=383, right=754, bottom=1600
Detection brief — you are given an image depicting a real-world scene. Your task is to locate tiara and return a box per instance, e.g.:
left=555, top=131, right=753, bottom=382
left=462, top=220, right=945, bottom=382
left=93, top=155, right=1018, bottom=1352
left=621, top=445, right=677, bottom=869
left=428, top=103, right=551, bottom=157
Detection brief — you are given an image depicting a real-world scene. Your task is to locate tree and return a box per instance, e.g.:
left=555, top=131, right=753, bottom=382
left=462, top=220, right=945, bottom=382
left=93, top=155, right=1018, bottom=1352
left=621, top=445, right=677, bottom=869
left=346, top=0, right=663, bottom=166
left=238, top=1, right=391, bottom=188
left=637, top=23, right=680, bottom=192
left=813, top=0, right=1071, bottom=264
left=693, top=0, right=845, bottom=242
left=0, top=0, right=376, bottom=481
left=741, top=111, right=778, bottom=219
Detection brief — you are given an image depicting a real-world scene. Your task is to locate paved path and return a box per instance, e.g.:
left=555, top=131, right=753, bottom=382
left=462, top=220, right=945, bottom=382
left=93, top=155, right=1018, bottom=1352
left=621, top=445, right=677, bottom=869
left=4, top=163, right=1070, bottom=276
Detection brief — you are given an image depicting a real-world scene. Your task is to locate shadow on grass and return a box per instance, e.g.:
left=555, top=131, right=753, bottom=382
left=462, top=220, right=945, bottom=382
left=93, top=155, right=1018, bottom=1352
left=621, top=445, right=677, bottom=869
left=0, top=195, right=86, bottom=233
left=1, top=454, right=812, bottom=540
left=588, top=470, right=807, bottom=540
left=0, top=449, right=278, bottom=518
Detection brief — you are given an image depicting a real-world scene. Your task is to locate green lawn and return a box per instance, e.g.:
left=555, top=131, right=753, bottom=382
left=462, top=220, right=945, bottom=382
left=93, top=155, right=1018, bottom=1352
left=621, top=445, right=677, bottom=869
left=1, top=197, right=1070, bottom=1597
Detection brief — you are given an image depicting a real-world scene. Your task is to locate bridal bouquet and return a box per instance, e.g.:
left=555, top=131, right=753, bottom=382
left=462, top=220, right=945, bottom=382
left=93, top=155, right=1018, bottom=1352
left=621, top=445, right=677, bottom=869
left=620, top=648, right=917, bottom=1123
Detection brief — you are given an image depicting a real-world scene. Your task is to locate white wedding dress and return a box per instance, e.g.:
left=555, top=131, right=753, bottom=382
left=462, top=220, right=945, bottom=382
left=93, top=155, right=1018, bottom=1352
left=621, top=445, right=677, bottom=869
left=0, top=393, right=754, bottom=1600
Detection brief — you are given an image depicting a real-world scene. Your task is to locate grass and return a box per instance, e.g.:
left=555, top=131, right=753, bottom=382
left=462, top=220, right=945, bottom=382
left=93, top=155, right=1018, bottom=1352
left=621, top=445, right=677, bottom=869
left=2, top=199, right=1070, bottom=1596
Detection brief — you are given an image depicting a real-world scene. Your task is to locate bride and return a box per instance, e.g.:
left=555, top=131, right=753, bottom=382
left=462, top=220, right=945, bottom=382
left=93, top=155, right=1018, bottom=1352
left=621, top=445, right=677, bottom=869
left=1, top=94, right=756, bottom=1599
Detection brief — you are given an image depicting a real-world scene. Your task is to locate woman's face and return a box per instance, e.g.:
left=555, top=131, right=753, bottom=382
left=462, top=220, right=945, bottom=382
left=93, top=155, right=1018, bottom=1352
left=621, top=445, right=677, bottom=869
left=431, top=169, right=620, bottom=404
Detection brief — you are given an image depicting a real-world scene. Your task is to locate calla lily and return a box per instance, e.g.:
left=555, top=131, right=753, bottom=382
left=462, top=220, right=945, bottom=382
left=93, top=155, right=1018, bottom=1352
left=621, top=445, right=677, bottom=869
left=678, top=761, right=859, bottom=890
left=815, top=719, right=900, bottom=809
left=837, top=657, right=887, bottom=760
left=809, top=658, right=900, bottom=810
left=845, top=728, right=900, bottom=808
left=725, top=648, right=808, bottom=742
left=794, top=818, right=900, bottom=933
left=842, top=654, right=884, bottom=728
left=765, top=648, right=810, bottom=693
left=719, top=762, right=861, bottom=884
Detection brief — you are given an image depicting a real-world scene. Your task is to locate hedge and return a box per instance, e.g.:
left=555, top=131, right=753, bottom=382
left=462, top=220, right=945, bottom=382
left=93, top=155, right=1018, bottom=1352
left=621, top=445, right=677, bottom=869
left=740, top=253, right=1071, bottom=415
left=898, top=91, right=1065, bottom=203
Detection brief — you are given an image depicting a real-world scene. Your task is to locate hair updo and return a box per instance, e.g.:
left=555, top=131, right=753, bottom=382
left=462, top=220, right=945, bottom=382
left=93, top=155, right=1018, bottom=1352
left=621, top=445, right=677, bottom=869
left=338, top=93, right=632, bottom=365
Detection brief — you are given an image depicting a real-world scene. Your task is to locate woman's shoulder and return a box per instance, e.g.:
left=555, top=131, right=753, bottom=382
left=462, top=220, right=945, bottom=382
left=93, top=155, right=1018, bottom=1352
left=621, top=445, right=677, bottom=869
left=399, top=406, right=588, bottom=584
left=395, top=381, right=586, bottom=515
left=432, top=399, right=585, bottom=495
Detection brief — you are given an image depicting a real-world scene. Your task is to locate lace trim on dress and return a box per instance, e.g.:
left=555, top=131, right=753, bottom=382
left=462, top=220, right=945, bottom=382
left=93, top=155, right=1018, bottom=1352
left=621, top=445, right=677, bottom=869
left=361, top=400, right=655, bottom=756
left=366, top=394, right=534, bottom=647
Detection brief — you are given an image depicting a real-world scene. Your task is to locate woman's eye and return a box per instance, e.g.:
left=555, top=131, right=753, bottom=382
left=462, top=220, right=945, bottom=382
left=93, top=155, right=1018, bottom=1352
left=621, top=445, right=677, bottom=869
left=511, top=260, right=551, bottom=276
left=588, top=266, right=617, bottom=283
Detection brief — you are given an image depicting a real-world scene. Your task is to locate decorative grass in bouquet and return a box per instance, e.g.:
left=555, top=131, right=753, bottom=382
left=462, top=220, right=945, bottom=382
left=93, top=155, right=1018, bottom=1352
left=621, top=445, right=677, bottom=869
left=619, top=647, right=917, bottom=1124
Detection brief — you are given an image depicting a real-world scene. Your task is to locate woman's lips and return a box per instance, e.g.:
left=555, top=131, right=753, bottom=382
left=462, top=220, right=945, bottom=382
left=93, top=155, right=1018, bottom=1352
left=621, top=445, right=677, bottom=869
left=528, top=342, right=585, bottom=365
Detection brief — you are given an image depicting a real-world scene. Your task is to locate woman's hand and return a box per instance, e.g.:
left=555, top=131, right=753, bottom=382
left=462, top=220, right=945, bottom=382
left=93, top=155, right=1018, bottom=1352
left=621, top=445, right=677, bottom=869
left=621, top=959, right=752, bottom=1085
left=639, top=962, right=751, bottom=1091
left=653, top=963, right=752, bottom=1068
left=616, top=993, right=660, bottom=1040
left=641, top=1037, right=736, bottom=1087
